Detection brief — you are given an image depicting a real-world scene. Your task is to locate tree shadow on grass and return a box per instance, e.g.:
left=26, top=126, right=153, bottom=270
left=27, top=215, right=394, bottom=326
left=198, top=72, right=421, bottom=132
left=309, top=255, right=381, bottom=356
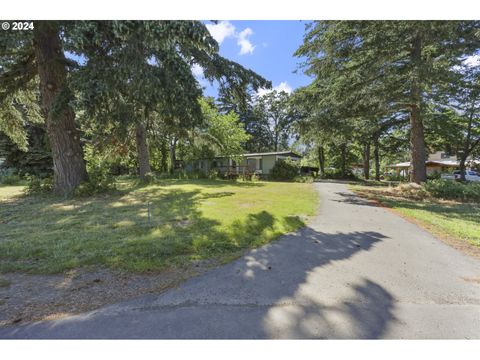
left=0, top=181, right=294, bottom=274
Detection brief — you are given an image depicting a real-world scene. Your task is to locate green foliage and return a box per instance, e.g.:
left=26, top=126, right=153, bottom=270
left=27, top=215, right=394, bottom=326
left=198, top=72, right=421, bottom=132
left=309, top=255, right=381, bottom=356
left=193, top=98, right=250, bottom=160
left=293, top=175, right=314, bottom=183
left=427, top=171, right=442, bottom=180
left=0, top=168, right=22, bottom=185
left=73, top=172, right=116, bottom=197
left=270, top=158, right=300, bottom=181
left=0, top=73, right=42, bottom=152
left=294, top=20, right=480, bottom=183
left=384, top=173, right=408, bottom=182
left=424, top=179, right=480, bottom=202
left=321, top=168, right=357, bottom=180
left=25, top=175, right=53, bottom=194
left=0, top=125, right=53, bottom=178
left=252, top=90, right=296, bottom=151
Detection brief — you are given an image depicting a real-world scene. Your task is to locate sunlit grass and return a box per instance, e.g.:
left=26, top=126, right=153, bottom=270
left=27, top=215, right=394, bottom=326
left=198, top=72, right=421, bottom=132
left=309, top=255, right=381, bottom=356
left=0, top=179, right=318, bottom=273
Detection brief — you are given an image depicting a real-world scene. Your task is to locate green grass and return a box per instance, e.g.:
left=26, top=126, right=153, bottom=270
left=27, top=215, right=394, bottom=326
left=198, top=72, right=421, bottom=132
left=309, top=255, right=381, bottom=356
left=351, top=185, right=480, bottom=248
left=0, top=178, right=318, bottom=274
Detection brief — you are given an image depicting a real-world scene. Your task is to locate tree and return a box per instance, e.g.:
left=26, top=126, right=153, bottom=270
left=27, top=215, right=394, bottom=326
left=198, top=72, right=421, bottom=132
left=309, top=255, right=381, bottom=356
left=69, top=21, right=270, bottom=180
left=295, top=21, right=480, bottom=183
left=253, top=90, right=296, bottom=152
left=440, top=61, right=479, bottom=181
left=217, top=87, right=271, bottom=153
left=1, top=22, right=88, bottom=194
left=195, top=98, right=250, bottom=160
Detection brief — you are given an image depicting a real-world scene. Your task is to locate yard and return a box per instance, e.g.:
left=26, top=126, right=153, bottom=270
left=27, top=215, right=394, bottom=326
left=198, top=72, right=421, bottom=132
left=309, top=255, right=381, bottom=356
left=350, top=184, right=480, bottom=256
left=0, top=178, right=318, bottom=274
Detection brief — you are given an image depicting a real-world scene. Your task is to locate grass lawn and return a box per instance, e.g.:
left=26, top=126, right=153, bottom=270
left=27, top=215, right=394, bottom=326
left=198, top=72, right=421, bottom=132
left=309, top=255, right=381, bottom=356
left=0, top=178, right=318, bottom=274
left=350, top=184, right=480, bottom=250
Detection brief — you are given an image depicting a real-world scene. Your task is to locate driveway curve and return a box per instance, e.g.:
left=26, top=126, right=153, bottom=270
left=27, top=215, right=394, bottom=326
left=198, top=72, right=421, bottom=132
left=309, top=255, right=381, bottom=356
left=1, top=181, right=479, bottom=339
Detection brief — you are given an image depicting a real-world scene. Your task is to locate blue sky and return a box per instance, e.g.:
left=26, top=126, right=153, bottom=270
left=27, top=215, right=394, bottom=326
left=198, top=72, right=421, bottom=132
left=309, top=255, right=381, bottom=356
left=66, top=21, right=314, bottom=98
left=197, top=20, right=313, bottom=97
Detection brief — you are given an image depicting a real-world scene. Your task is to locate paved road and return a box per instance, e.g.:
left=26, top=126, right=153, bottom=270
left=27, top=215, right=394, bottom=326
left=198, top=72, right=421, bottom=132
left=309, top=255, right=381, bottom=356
left=1, top=182, right=479, bottom=339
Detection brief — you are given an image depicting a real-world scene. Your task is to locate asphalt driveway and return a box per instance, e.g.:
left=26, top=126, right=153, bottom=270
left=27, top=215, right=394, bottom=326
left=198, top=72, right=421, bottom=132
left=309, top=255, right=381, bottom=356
left=1, top=181, right=479, bottom=339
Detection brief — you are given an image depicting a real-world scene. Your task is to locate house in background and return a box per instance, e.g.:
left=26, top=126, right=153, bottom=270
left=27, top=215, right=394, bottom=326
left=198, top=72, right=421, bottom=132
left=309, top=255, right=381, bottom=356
left=388, top=151, right=480, bottom=177
left=187, top=151, right=302, bottom=177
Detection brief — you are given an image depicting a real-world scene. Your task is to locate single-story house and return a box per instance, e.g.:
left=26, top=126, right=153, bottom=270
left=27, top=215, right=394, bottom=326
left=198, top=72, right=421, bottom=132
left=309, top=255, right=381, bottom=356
left=388, top=151, right=480, bottom=176
left=187, top=151, right=302, bottom=176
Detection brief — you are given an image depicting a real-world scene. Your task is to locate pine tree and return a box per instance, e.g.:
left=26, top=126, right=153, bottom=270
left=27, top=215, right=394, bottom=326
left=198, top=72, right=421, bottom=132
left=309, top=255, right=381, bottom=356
left=295, top=20, right=480, bottom=183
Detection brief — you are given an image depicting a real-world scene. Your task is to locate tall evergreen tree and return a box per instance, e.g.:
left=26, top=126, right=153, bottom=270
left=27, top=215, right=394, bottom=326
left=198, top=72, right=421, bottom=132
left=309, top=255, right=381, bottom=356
left=295, top=20, right=480, bottom=183
left=1, top=21, right=88, bottom=194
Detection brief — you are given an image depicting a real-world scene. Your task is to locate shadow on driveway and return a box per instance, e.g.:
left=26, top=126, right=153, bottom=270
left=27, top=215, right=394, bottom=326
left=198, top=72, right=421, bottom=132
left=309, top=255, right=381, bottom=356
left=0, top=226, right=396, bottom=339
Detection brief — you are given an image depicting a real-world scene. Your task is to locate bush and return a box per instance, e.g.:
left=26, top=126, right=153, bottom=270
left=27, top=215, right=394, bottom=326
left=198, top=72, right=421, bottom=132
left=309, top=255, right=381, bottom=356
left=207, top=169, right=219, bottom=180
left=24, top=175, right=53, bottom=194
left=427, top=171, right=441, bottom=180
left=0, top=168, right=22, bottom=185
left=394, top=182, right=429, bottom=200
left=294, top=175, right=314, bottom=183
left=74, top=167, right=116, bottom=197
left=321, top=168, right=357, bottom=180
left=270, top=158, right=300, bottom=181
left=251, top=173, right=261, bottom=182
left=424, top=179, right=480, bottom=202
left=384, top=173, right=407, bottom=182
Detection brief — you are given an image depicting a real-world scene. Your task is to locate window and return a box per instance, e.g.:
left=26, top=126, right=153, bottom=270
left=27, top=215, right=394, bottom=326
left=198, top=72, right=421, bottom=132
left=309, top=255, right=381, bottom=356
left=259, top=158, right=263, bottom=170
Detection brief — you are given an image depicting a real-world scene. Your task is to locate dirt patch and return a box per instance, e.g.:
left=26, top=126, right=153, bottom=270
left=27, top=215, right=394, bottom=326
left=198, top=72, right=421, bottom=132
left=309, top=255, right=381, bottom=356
left=0, top=260, right=218, bottom=327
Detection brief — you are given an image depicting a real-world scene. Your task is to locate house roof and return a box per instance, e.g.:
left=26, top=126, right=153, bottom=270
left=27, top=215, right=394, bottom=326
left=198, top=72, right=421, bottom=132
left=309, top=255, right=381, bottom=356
left=205, top=151, right=302, bottom=160
left=388, top=159, right=480, bottom=168
left=242, top=151, right=302, bottom=158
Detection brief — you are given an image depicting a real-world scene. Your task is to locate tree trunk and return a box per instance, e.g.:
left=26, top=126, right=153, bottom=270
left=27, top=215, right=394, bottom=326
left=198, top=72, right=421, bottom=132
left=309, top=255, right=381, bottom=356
left=409, top=32, right=427, bottom=184
left=160, top=138, right=169, bottom=173
left=374, top=137, right=380, bottom=181
left=169, top=137, right=177, bottom=174
left=317, top=144, right=325, bottom=176
left=33, top=21, right=87, bottom=195
left=135, top=122, right=151, bottom=180
left=340, top=143, right=347, bottom=178
left=459, top=154, right=468, bottom=182
left=363, top=142, right=371, bottom=180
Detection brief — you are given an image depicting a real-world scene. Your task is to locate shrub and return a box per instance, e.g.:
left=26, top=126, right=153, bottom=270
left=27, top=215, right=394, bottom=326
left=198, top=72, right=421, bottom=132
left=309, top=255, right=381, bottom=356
left=74, top=167, right=116, bottom=197
left=384, top=173, right=408, bottom=182
left=238, top=172, right=252, bottom=181
left=423, top=179, right=480, bottom=202
left=270, top=158, right=300, bottom=181
left=139, top=172, right=156, bottom=184
left=294, top=175, right=314, bottom=183
left=427, top=171, right=441, bottom=180
left=0, top=168, right=22, bottom=185
left=207, top=169, right=219, bottom=180
left=251, top=173, right=261, bottom=182
left=24, top=175, right=53, bottom=194
left=393, top=182, right=429, bottom=200
left=321, top=168, right=357, bottom=180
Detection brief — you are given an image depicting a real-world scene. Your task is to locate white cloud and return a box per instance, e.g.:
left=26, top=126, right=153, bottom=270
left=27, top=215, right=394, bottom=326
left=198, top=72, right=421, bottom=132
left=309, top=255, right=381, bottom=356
left=257, top=81, right=293, bottom=97
left=463, top=54, right=480, bottom=67
left=191, top=63, right=204, bottom=77
left=274, top=81, right=293, bottom=94
left=205, top=21, right=235, bottom=45
left=237, top=28, right=255, bottom=55
left=205, top=21, right=256, bottom=56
